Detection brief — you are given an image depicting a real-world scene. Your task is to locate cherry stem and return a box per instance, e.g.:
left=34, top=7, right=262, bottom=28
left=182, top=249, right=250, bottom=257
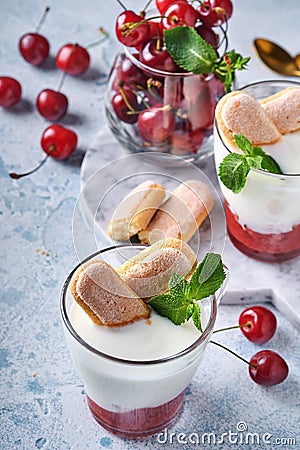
left=119, top=85, right=136, bottom=113
left=57, top=69, right=68, bottom=92
left=35, top=6, right=50, bottom=33
left=132, top=89, right=150, bottom=109
left=216, top=22, right=228, bottom=54
left=116, top=0, right=127, bottom=10
left=210, top=340, right=257, bottom=369
left=142, top=0, right=153, bottom=13
left=85, top=27, right=109, bottom=49
left=121, top=15, right=175, bottom=37
left=9, top=154, right=50, bottom=180
left=213, top=322, right=251, bottom=334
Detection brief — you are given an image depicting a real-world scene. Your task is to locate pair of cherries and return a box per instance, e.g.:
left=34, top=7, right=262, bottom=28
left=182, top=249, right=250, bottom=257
left=215, top=306, right=289, bottom=387
left=34, top=40, right=91, bottom=122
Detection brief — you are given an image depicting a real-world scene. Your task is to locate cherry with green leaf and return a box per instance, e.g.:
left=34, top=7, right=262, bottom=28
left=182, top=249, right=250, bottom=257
left=164, top=25, right=250, bottom=92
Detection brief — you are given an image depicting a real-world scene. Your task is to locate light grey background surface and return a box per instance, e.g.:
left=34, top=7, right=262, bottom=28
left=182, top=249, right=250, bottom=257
left=1, top=1, right=299, bottom=449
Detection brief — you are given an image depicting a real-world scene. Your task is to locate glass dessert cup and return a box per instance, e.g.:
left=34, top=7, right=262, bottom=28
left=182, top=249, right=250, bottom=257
left=61, top=245, right=224, bottom=438
left=105, top=25, right=227, bottom=165
left=214, top=80, right=300, bottom=262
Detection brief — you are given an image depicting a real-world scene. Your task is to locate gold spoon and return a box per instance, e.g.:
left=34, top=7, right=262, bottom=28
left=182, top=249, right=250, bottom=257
left=254, top=38, right=300, bottom=77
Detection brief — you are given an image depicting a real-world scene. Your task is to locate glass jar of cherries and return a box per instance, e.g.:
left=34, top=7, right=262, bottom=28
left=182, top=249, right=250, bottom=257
left=105, top=0, right=240, bottom=164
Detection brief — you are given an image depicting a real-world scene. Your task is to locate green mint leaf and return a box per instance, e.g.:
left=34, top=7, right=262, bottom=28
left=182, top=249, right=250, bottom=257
left=148, top=293, right=189, bottom=325
left=234, top=134, right=282, bottom=174
left=186, top=303, right=194, bottom=321
left=246, top=155, right=264, bottom=170
left=233, top=134, right=253, bottom=156
left=168, top=272, right=190, bottom=300
left=218, top=153, right=250, bottom=193
left=225, top=50, right=250, bottom=68
left=251, top=147, right=282, bottom=174
left=224, top=71, right=233, bottom=94
left=148, top=254, right=226, bottom=329
left=164, top=26, right=218, bottom=74
left=192, top=302, right=202, bottom=332
left=219, top=133, right=283, bottom=193
left=164, top=27, right=250, bottom=92
left=261, top=155, right=282, bottom=174
left=215, top=50, right=250, bottom=92
left=189, top=253, right=226, bottom=301
left=169, top=272, right=185, bottom=291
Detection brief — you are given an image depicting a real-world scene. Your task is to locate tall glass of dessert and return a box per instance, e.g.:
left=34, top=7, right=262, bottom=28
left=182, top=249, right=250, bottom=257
left=61, top=245, right=225, bottom=438
left=214, top=80, right=300, bottom=262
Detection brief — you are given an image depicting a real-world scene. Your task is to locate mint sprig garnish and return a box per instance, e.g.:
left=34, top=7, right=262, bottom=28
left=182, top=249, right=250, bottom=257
left=164, top=25, right=218, bottom=74
left=148, top=253, right=226, bottom=331
left=164, top=26, right=250, bottom=93
left=218, top=134, right=283, bottom=194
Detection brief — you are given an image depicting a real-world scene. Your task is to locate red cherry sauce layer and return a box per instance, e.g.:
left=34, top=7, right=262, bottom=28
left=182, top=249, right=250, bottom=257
left=225, top=201, right=300, bottom=262
left=87, top=391, right=185, bottom=438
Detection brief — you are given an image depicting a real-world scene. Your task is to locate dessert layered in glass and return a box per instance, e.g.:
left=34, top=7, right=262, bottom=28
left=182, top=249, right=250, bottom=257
left=214, top=80, right=300, bottom=262
left=61, top=244, right=220, bottom=438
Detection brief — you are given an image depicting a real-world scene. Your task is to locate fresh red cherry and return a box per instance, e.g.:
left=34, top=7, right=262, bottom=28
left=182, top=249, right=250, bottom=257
left=0, top=77, right=22, bottom=107
left=239, top=306, right=277, bottom=345
left=140, top=38, right=181, bottom=73
left=161, top=1, right=199, bottom=30
left=112, top=86, right=139, bottom=124
left=116, top=10, right=149, bottom=47
left=138, top=103, right=175, bottom=144
left=19, top=33, right=50, bottom=65
left=56, top=44, right=90, bottom=75
left=9, top=125, right=77, bottom=179
left=41, top=124, right=77, bottom=158
left=156, top=0, right=185, bottom=14
left=198, top=0, right=233, bottom=27
left=249, top=350, right=289, bottom=386
left=115, top=54, right=147, bottom=88
left=147, top=21, right=163, bottom=41
left=195, top=24, right=219, bottom=49
left=36, top=89, right=68, bottom=121
left=18, top=7, right=50, bottom=65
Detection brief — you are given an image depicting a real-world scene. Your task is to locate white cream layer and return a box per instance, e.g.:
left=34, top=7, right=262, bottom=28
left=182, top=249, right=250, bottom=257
left=262, top=132, right=300, bottom=174
left=66, top=298, right=209, bottom=410
left=70, top=301, right=200, bottom=360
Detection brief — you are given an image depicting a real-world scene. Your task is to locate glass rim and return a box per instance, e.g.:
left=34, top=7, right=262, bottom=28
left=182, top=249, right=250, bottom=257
left=123, top=18, right=228, bottom=78
left=60, top=244, right=218, bottom=366
left=215, top=79, right=300, bottom=178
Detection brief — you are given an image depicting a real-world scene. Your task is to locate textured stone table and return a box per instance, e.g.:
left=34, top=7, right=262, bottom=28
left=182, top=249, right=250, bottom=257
left=1, top=1, right=299, bottom=449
